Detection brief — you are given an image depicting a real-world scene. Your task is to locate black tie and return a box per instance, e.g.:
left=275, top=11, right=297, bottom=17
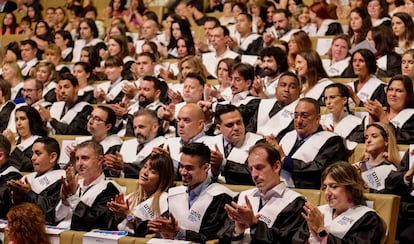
left=136, top=144, right=144, bottom=154
left=224, top=143, right=233, bottom=158
left=288, top=138, right=304, bottom=156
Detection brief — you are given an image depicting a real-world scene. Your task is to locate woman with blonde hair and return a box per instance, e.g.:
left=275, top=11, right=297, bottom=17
left=353, top=123, right=400, bottom=194
left=292, top=4, right=317, bottom=36
left=2, top=61, right=24, bottom=100
left=44, top=43, right=71, bottom=74
left=108, top=154, right=174, bottom=236
left=7, top=202, right=51, bottom=244
left=33, top=61, right=58, bottom=103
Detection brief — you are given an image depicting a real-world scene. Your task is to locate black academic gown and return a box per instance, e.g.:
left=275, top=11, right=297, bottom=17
left=70, top=181, right=120, bottom=231
left=44, top=88, right=57, bottom=103
left=219, top=194, right=306, bottom=244
left=281, top=128, right=348, bottom=189
left=351, top=81, right=386, bottom=107
left=22, top=170, right=63, bottom=225
left=0, top=163, right=22, bottom=218
left=0, top=101, right=15, bottom=132
left=78, top=90, right=96, bottom=104
left=389, top=113, right=414, bottom=145
left=50, top=101, right=93, bottom=135
left=359, top=160, right=398, bottom=194
left=9, top=141, right=35, bottom=172
left=292, top=208, right=384, bottom=244
left=102, top=144, right=122, bottom=177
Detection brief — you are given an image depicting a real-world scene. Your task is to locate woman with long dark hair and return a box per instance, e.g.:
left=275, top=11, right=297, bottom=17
left=0, top=13, right=21, bottom=35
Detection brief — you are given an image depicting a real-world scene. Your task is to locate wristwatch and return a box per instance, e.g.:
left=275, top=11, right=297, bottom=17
left=318, top=229, right=328, bottom=238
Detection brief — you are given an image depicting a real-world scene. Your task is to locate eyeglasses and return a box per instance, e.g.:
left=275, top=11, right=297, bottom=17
left=88, top=115, right=106, bottom=124
left=22, top=88, right=40, bottom=93
left=292, top=112, right=314, bottom=119
left=322, top=95, right=342, bottom=104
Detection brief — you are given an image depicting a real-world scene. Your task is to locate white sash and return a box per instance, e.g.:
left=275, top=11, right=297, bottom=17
left=24, top=170, right=66, bottom=194
left=257, top=99, right=297, bottom=137
left=78, top=179, right=122, bottom=207
left=320, top=114, right=361, bottom=138
left=226, top=133, right=263, bottom=164
left=361, top=163, right=396, bottom=191
left=120, top=136, right=165, bottom=163
left=0, top=165, right=20, bottom=177
left=78, top=86, right=94, bottom=96
left=50, top=101, right=89, bottom=124
left=302, top=78, right=333, bottom=100
left=168, top=184, right=234, bottom=232
left=107, top=80, right=128, bottom=101
left=42, top=81, right=57, bottom=97
left=347, top=76, right=384, bottom=103
left=16, top=135, right=40, bottom=151
left=389, top=109, right=414, bottom=128
left=320, top=204, right=373, bottom=239
left=100, top=135, right=123, bottom=153
left=280, top=131, right=335, bottom=187
left=131, top=192, right=168, bottom=220
left=165, top=137, right=182, bottom=162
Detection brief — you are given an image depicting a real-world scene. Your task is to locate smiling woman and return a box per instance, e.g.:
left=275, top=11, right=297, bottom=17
left=293, top=161, right=386, bottom=243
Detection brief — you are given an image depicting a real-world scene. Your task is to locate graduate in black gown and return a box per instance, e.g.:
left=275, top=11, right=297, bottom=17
left=7, top=137, right=65, bottom=225
left=5, top=106, right=48, bottom=172
left=0, top=134, right=22, bottom=218
left=293, top=162, right=385, bottom=243
left=219, top=143, right=306, bottom=243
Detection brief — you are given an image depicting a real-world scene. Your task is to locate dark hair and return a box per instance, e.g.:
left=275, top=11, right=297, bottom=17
left=59, top=73, right=79, bottom=87
left=232, top=2, right=248, bottom=13
left=83, top=5, right=98, bottom=17
left=297, top=49, right=328, bottom=91
left=259, top=47, right=288, bottom=73
left=393, top=12, right=414, bottom=49
left=26, top=5, right=43, bottom=22
left=144, top=12, right=159, bottom=25
left=180, top=143, right=211, bottom=166
left=6, top=41, right=21, bottom=60
left=325, top=22, right=343, bottom=35
left=184, top=72, right=205, bottom=87
left=34, top=137, right=60, bottom=161
left=274, top=8, right=290, bottom=18
left=104, top=55, right=124, bottom=67
left=97, top=105, right=117, bottom=134
left=137, top=52, right=156, bottom=63
left=298, top=97, right=320, bottom=115
left=321, top=161, right=367, bottom=206
left=20, top=39, right=37, bottom=50
left=310, top=2, right=335, bottom=19
left=249, top=142, right=281, bottom=167
left=350, top=49, right=377, bottom=75
left=231, top=63, right=255, bottom=83
left=387, top=75, right=414, bottom=109
left=323, top=83, right=352, bottom=114
left=78, top=18, right=99, bottom=39
left=238, top=12, right=253, bottom=23
left=168, top=18, right=192, bottom=50
left=55, top=30, right=74, bottom=48
left=186, top=0, right=203, bottom=11
left=76, top=140, right=104, bottom=157
left=74, top=62, right=93, bottom=80
left=216, top=58, right=236, bottom=78
left=34, top=20, right=52, bottom=40
left=81, top=46, right=100, bottom=69
left=367, top=0, right=389, bottom=18
left=0, top=78, right=11, bottom=102
left=0, top=134, right=11, bottom=157
left=142, top=76, right=162, bottom=91
left=109, top=0, right=127, bottom=12
left=215, top=25, right=230, bottom=37
left=142, top=41, right=160, bottom=61
left=214, top=104, right=241, bottom=124
left=15, top=106, right=48, bottom=137
left=176, top=35, right=196, bottom=56
left=1, top=13, right=19, bottom=35
left=109, top=35, right=129, bottom=59
left=279, top=71, right=301, bottom=88
left=204, top=16, right=220, bottom=27
left=348, top=8, right=371, bottom=45
left=370, top=25, right=397, bottom=57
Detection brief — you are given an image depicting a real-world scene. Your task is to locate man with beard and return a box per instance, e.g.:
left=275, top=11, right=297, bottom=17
left=203, top=105, right=263, bottom=185
left=111, top=76, right=164, bottom=136
left=38, top=73, right=93, bottom=135
left=104, top=109, right=165, bottom=178
left=251, top=47, right=289, bottom=99
left=245, top=9, right=299, bottom=55
left=246, top=72, right=300, bottom=141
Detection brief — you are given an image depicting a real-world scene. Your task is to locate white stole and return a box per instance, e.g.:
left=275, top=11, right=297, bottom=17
left=347, top=76, right=384, bottom=103
left=302, top=78, right=333, bottom=100
left=16, top=135, right=40, bottom=151
left=50, top=101, right=89, bottom=124
left=23, top=170, right=66, bottom=194
left=168, top=184, right=235, bottom=232
left=120, top=136, right=166, bottom=163
left=257, top=99, right=297, bottom=137
left=131, top=192, right=168, bottom=220
left=0, top=165, right=20, bottom=177
left=319, top=204, right=373, bottom=239
left=320, top=114, right=361, bottom=138
left=361, top=163, right=396, bottom=191
left=389, top=109, right=414, bottom=128
left=280, top=131, right=335, bottom=187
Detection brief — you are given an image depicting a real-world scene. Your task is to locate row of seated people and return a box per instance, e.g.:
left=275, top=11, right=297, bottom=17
left=0, top=136, right=405, bottom=243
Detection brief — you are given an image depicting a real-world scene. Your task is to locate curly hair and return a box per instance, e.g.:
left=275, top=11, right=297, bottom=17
left=7, top=203, right=51, bottom=244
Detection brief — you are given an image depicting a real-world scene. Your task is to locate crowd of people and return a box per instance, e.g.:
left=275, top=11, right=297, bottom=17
left=0, top=0, right=414, bottom=243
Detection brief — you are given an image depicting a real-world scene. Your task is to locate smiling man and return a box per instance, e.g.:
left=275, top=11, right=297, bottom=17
left=7, top=137, right=65, bottom=225
left=148, top=143, right=234, bottom=243
left=221, top=142, right=306, bottom=243
left=274, top=98, right=348, bottom=189
left=55, top=140, right=121, bottom=231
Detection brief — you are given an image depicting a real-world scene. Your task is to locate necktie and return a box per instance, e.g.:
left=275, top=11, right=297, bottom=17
left=288, top=138, right=304, bottom=156
left=224, top=143, right=233, bottom=158
left=136, top=144, right=144, bottom=155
